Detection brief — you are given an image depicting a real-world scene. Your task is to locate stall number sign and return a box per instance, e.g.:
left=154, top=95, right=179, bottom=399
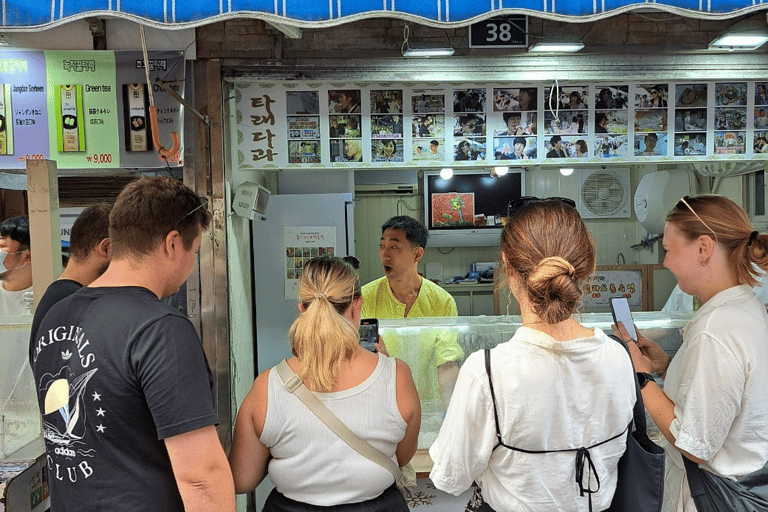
left=469, top=15, right=527, bottom=48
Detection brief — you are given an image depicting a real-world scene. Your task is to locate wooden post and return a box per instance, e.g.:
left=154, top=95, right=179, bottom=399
left=26, top=159, right=62, bottom=310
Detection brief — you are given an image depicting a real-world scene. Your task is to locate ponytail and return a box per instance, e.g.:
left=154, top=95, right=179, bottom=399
left=289, top=257, right=361, bottom=392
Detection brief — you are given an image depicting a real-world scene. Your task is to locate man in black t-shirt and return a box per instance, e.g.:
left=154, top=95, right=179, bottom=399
left=546, top=135, right=567, bottom=158
left=29, top=203, right=111, bottom=344
left=30, top=177, right=235, bottom=512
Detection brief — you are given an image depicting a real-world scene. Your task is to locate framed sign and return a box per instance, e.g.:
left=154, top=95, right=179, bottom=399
left=469, top=16, right=527, bottom=48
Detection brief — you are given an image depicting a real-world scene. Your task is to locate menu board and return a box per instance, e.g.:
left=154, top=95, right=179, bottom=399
left=0, top=49, right=185, bottom=169
left=234, top=80, right=768, bottom=170
left=582, top=268, right=643, bottom=309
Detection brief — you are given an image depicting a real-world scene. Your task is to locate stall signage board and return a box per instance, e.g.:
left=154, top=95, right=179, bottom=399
left=582, top=268, right=643, bottom=309
left=234, top=80, right=768, bottom=170
left=0, top=50, right=184, bottom=169
left=469, top=16, right=527, bottom=48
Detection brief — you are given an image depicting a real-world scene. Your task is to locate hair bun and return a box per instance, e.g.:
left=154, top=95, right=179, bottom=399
left=536, top=256, right=575, bottom=278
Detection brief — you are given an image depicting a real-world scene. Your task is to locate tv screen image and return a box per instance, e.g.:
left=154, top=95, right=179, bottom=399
left=424, top=170, right=525, bottom=247
left=431, top=192, right=475, bottom=228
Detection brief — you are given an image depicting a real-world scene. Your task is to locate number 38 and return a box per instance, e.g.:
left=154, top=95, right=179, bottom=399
left=486, top=22, right=514, bottom=42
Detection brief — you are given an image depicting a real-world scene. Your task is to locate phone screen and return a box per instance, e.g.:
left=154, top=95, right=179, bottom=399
left=610, top=297, right=637, bottom=341
left=359, top=319, right=378, bottom=352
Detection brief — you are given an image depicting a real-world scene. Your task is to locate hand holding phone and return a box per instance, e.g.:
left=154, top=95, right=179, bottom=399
left=610, top=297, right=637, bottom=341
left=359, top=318, right=378, bottom=352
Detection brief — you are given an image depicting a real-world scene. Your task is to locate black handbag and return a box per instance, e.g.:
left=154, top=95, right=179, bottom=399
left=683, top=455, right=768, bottom=512
left=605, top=335, right=666, bottom=512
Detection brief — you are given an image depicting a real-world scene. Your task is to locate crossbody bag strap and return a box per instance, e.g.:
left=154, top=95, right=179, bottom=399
left=607, top=334, right=648, bottom=434
left=484, top=348, right=503, bottom=449
left=273, top=359, right=404, bottom=484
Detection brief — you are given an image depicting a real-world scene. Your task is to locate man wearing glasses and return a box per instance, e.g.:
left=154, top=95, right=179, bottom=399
left=30, top=177, right=235, bottom=512
left=0, top=215, right=33, bottom=316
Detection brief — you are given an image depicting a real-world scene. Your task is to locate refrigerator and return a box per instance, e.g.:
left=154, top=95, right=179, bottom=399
left=251, top=193, right=355, bottom=373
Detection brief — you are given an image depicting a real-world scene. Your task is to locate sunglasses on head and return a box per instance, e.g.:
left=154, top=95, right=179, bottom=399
left=173, top=195, right=209, bottom=230
left=677, top=196, right=718, bottom=244
left=507, top=196, right=577, bottom=217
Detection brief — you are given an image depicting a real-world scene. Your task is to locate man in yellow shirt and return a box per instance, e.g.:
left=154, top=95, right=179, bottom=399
left=361, top=216, right=463, bottom=418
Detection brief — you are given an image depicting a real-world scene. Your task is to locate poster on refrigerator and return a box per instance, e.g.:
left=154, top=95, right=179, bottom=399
left=283, top=226, right=337, bottom=300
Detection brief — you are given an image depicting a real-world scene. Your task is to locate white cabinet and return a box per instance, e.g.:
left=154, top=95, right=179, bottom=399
left=442, top=283, right=496, bottom=316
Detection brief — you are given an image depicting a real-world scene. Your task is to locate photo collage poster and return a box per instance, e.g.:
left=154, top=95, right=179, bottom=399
left=287, top=91, right=321, bottom=163
left=412, top=90, right=446, bottom=162
left=674, top=84, right=708, bottom=156
left=634, top=84, right=668, bottom=157
left=541, top=85, right=590, bottom=159
left=593, top=85, right=629, bottom=158
left=328, top=89, right=361, bottom=163
left=756, top=83, right=768, bottom=155
left=492, top=87, right=537, bottom=161
left=234, top=80, right=768, bottom=169
left=452, top=88, right=487, bottom=161
left=714, top=82, right=747, bottom=155
left=283, top=226, right=337, bottom=299
left=370, top=89, right=404, bottom=162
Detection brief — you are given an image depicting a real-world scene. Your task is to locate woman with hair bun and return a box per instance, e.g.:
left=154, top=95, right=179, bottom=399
left=612, top=195, right=768, bottom=512
left=429, top=198, right=636, bottom=512
left=229, top=256, right=420, bottom=511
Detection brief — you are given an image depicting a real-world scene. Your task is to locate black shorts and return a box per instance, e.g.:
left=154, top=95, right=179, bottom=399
left=263, top=483, right=408, bottom=512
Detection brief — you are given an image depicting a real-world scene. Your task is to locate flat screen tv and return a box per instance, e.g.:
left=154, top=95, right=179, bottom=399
left=423, top=170, right=525, bottom=248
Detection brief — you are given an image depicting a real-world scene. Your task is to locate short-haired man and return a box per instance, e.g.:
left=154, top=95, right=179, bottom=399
left=428, top=139, right=443, bottom=160
left=0, top=215, right=33, bottom=316
left=547, top=135, right=567, bottom=158
left=30, top=177, right=235, bottom=512
left=361, top=216, right=463, bottom=415
left=30, top=203, right=112, bottom=342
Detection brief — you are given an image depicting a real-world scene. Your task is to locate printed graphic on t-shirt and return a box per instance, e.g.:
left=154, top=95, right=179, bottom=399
left=33, top=324, right=100, bottom=482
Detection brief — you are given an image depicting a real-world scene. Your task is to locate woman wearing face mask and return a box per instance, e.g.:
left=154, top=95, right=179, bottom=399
left=0, top=215, right=33, bottom=316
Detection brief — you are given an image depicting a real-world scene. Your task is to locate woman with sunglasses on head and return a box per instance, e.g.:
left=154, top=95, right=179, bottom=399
left=612, top=195, right=768, bottom=512
left=229, top=256, right=421, bottom=511
left=429, top=198, right=636, bottom=512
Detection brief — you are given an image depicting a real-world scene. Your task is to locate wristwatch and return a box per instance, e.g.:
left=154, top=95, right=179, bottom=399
left=636, top=372, right=654, bottom=389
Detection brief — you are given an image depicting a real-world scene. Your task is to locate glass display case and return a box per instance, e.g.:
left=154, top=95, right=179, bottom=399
left=379, top=311, right=691, bottom=450
left=1, top=317, right=40, bottom=459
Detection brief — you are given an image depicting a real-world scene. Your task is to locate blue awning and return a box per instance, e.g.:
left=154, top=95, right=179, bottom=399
left=1, top=0, right=765, bottom=30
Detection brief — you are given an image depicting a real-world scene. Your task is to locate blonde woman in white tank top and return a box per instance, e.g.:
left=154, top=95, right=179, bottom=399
left=229, top=256, right=421, bottom=511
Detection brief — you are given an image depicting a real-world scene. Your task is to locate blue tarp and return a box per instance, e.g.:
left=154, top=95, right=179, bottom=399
left=1, top=0, right=765, bottom=30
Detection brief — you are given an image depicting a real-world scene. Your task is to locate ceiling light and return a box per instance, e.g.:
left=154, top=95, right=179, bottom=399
left=440, top=168, right=454, bottom=180
left=403, top=47, right=455, bottom=58
left=493, top=166, right=509, bottom=176
left=529, top=42, right=584, bottom=53
left=560, top=167, right=574, bottom=176
left=709, top=32, right=768, bottom=50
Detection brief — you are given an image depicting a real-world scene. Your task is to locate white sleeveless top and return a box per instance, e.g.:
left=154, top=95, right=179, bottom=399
left=261, top=353, right=407, bottom=506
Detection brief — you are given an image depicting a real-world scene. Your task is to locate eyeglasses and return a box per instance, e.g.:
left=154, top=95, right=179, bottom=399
left=173, top=195, right=209, bottom=230
left=678, top=196, right=718, bottom=244
left=508, top=196, right=577, bottom=217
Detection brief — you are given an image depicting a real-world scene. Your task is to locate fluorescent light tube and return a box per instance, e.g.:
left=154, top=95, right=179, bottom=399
left=709, top=33, right=768, bottom=50
left=529, top=42, right=584, bottom=52
left=403, top=47, right=455, bottom=57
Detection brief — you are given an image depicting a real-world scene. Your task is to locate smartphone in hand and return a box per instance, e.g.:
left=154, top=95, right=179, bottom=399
left=359, top=318, right=378, bottom=352
left=610, top=296, right=637, bottom=341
